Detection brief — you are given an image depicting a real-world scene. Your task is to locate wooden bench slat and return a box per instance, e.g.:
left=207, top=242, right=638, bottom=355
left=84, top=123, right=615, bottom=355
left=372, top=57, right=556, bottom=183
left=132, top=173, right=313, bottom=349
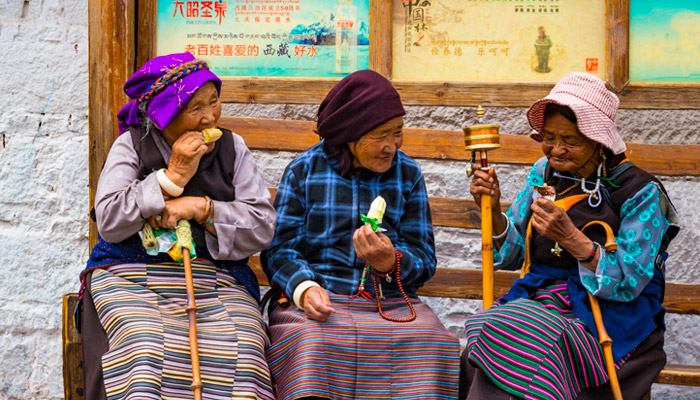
left=429, top=197, right=511, bottom=229
left=62, top=294, right=84, bottom=399
left=654, top=364, right=700, bottom=386
left=220, top=116, right=700, bottom=176
left=267, top=188, right=511, bottom=230
left=248, top=258, right=699, bottom=315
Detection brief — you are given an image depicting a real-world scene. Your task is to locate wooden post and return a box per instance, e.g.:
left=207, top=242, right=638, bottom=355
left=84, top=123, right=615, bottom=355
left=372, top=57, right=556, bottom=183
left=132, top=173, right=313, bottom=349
left=88, top=0, right=137, bottom=248
left=606, top=0, right=630, bottom=93
left=370, top=0, right=392, bottom=78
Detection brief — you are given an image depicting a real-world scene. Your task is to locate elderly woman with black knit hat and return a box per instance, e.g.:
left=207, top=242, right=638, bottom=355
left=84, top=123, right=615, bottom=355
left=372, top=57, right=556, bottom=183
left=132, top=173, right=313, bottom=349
left=79, top=53, right=276, bottom=400
left=261, top=70, right=461, bottom=400
left=460, top=72, right=680, bottom=400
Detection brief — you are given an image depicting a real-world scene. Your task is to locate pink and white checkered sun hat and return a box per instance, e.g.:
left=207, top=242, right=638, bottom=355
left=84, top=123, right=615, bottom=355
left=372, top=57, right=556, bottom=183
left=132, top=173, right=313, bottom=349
left=526, top=72, right=626, bottom=154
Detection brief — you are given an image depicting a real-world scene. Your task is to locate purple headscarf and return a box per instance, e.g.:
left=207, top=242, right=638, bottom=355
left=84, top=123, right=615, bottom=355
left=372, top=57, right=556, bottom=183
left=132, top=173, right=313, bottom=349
left=117, top=52, right=222, bottom=133
left=317, top=70, right=405, bottom=145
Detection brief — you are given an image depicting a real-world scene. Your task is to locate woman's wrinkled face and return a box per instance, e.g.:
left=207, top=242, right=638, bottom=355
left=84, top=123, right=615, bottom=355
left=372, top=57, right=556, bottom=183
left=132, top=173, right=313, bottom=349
left=162, top=81, right=221, bottom=150
left=541, top=112, right=598, bottom=174
left=348, top=116, right=404, bottom=173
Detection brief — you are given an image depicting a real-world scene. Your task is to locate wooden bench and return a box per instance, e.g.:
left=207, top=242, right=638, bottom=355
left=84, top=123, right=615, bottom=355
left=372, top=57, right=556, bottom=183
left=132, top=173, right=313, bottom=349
left=63, top=117, right=700, bottom=399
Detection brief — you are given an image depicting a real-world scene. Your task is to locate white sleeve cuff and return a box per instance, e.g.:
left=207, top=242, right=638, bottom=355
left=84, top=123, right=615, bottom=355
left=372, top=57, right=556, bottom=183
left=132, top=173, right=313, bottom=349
left=293, top=280, right=321, bottom=309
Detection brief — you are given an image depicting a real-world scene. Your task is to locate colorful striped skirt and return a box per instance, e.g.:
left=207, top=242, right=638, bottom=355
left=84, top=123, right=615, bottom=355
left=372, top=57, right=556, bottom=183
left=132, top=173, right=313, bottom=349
left=89, top=262, right=274, bottom=400
left=267, top=295, right=461, bottom=400
left=463, top=282, right=627, bottom=400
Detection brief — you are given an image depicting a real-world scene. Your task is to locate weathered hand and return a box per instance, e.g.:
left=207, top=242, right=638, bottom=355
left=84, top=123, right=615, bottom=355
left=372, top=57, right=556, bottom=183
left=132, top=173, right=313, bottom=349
left=530, top=198, right=578, bottom=243
left=302, top=286, right=336, bottom=322
left=166, top=131, right=208, bottom=187
left=149, top=196, right=206, bottom=230
left=469, top=166, right=502, bottom=211
left=353, top=224, right=396, bottom=272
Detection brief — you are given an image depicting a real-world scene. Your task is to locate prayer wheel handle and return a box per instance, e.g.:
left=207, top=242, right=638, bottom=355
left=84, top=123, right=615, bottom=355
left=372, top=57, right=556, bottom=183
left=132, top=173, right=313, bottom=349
left=463, top=105, right=501, bottom=310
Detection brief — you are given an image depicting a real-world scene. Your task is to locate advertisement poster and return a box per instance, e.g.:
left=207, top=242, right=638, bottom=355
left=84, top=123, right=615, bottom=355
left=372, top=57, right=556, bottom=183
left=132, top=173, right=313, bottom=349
left=630, top=0, right=700, bottom=82
left=157, top=0, right=370, bottom=77
left=392, top=0, right=606, bottom=82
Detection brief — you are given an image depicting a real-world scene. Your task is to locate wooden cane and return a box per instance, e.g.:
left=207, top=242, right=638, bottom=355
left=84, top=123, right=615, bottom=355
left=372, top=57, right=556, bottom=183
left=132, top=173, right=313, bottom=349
left=464, top=106, right=501, bottom=309
left=582, top=221, right=623, bottom=400
left=175, top=220, right=203, bottom=400
left=588, top=292, right=623, bottom=400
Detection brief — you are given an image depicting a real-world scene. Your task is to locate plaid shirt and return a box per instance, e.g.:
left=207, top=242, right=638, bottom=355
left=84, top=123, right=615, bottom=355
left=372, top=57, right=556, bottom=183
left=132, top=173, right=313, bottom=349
left=262, top=142, right=436, bottom=300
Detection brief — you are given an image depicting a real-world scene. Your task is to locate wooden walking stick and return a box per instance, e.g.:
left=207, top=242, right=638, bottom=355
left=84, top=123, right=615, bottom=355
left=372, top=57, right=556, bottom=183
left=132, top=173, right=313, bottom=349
left=175, top=219, right=204, bottom=400
left=582, top=221, right=624, bottom=400
left=463, top=105, right=501, bottom=309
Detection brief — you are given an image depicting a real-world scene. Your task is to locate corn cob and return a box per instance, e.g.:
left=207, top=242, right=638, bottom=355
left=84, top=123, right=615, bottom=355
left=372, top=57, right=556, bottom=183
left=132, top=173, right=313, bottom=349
left=202, top=128, right=223, bottom=143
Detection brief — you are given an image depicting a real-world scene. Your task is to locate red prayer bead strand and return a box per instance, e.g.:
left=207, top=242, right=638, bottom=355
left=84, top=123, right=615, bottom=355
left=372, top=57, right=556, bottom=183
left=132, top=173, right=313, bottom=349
left=371, top=250, right=416, bottom=323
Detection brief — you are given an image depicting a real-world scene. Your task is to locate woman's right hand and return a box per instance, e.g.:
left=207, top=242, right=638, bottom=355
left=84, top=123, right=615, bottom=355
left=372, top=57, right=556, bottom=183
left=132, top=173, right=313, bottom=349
left=469, top=165, right=502, bottom=210
left=165, top=131, right=208, bottom=187
left=302, top=286, right=337, bottom=322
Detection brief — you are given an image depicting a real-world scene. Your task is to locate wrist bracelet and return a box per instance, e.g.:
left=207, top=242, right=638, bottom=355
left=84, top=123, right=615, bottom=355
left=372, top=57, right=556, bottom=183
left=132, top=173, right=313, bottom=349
left=156, top=168, right=184, bottom=197
left=492, top=212, right=510, bottom=240
left=372, top=250, right=402, bottom=280
left=206, top=199, right=214, bottom=226
left=578, top=242, right=599, bottom=263
left=197, top=196, right=213, bottom=225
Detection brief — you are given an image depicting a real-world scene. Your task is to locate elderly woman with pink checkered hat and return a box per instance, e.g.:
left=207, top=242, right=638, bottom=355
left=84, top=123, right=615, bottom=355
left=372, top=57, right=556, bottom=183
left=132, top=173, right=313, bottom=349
left=460, top=72, right=680, bottom=400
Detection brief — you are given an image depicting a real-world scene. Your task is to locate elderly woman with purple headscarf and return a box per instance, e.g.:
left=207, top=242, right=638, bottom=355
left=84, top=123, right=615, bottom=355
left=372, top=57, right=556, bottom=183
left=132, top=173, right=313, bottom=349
left=79, top=53, right=276, bottom=400
left=460, top=72, right=680, bottom=400
left=261, top=70, right=461, bottom=400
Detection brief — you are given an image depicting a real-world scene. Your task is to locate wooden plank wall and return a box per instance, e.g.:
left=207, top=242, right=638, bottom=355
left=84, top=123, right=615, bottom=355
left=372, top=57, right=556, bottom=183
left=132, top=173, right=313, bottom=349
left=219, top=116, right=700, bottom=177
left=88, top=0, right=136, bottom=248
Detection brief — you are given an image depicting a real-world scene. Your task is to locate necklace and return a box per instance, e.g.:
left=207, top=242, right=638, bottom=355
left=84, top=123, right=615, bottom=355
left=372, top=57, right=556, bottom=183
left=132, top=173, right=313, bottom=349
left=580, top=162, right=602, bottom=195
left=556, top=182, right=579, bottom=198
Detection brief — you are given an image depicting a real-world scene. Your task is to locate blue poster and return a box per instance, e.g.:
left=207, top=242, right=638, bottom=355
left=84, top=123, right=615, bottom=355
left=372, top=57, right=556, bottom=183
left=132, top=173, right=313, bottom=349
left=630, top=0, right=700, bottom=82
left=157, top=0, right=370, bottom=77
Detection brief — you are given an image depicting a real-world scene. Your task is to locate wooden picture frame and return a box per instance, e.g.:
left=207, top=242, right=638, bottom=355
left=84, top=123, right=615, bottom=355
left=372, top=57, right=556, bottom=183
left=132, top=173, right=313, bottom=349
left=136, top=0, right=700, bottom=110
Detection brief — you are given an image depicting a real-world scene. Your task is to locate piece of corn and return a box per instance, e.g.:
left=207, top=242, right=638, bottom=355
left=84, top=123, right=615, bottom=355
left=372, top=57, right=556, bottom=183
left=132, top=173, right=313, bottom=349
left=141, top=223, right=157, bottom=250
left=202, top=128, right=223, bottom=143
left=366, top=196, right=387, bottom=224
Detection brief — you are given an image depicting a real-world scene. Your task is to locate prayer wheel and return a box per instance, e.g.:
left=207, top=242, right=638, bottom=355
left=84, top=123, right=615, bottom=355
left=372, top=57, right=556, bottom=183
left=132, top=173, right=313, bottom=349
left=463, top=105, right=501, bottom=310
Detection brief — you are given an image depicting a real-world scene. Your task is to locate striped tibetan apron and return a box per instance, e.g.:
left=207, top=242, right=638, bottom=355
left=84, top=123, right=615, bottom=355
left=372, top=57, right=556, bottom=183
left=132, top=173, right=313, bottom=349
left=463, top=282, right=628, bottom=400
left=89, top=261, right=274, bottom=400
left=267, top=295, right=461, bottom=400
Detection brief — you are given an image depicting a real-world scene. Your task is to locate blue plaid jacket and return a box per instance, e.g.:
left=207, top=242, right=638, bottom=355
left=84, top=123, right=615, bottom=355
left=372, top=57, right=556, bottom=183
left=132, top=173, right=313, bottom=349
left=261, top=142, right=436, bottom=300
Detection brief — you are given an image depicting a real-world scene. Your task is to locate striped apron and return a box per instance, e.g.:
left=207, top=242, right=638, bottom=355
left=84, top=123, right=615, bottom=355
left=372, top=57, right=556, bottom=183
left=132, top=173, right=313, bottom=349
left=89, top=261, right=274, bottom=400
left=463, top=282, right=628, bottom=400
left=267, top=295, right=461, bottom=400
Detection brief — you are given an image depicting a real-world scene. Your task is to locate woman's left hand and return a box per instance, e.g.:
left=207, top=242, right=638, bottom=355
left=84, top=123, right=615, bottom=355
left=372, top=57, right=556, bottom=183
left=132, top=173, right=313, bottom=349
left=148, top=196, right=207, bottom=230
left=353, top=224, right=396, bottom=273
left=530, top=198, right=578, bottom=243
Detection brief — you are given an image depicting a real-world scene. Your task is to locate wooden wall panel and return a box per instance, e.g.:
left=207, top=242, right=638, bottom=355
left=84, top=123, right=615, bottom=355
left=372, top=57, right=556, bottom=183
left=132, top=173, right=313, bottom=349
left=88, top=0, right=137, bottom=248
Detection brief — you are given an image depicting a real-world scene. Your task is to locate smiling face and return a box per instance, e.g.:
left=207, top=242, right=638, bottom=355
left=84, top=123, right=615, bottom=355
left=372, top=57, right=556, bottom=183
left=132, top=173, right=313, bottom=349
left=161, top=81, right=221, bottom=149
left=348, top=116, right=404, bottom=173
left=541, top=112, right=600, bottom=176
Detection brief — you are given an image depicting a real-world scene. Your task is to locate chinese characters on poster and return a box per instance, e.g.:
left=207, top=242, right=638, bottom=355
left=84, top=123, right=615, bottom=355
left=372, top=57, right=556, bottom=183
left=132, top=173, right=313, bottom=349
left=157, top=0, right=370, bottom=77
left=393, top=0, right=606, bottom=82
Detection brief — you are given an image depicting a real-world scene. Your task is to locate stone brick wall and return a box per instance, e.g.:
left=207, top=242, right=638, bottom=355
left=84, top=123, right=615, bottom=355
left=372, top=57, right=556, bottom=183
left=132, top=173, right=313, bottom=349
left=0, top=1, right=698, bottom=398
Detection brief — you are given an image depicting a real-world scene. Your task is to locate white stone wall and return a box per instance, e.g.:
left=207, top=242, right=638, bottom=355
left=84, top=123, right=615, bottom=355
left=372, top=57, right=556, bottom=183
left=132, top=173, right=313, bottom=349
left=0, top=0, right=89, bottom=398
left=0, top=0, right=698, bottom=398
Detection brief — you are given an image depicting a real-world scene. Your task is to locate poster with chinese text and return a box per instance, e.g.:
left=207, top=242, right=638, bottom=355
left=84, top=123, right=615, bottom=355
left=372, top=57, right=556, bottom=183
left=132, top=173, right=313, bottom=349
left=157, top=0, right=370, bottom=77
left=392, top=0, right=606, bottom=82
left=630, top=0, right=700, bottom=82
